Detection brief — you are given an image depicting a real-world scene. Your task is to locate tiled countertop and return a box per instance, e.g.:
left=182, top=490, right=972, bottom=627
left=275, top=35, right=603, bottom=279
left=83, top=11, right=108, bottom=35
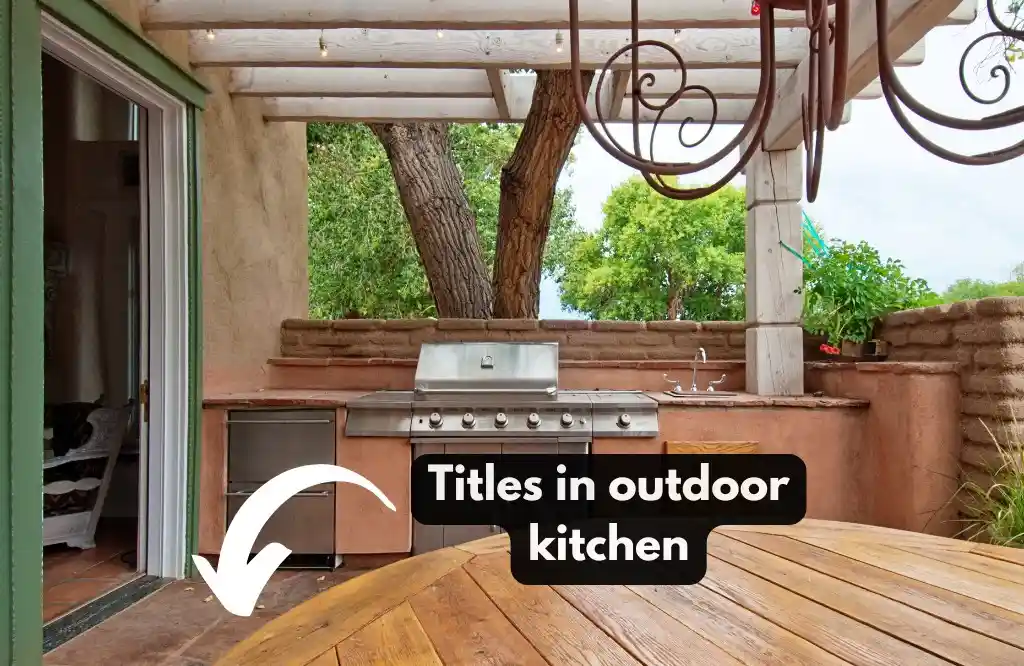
left=204, top=389, right=868, bottom=409
left=203, top=389, right=370, bottom=408
left=646, top=392, right=869, bottom=408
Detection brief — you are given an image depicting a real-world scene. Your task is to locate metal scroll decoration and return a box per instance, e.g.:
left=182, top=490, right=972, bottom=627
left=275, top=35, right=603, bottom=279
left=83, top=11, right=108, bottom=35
left=567, top=0, right=1024, bottom=203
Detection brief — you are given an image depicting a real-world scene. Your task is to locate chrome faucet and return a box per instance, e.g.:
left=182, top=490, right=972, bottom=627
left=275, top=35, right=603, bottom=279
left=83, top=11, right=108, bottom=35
left=690, top=348, right=706, bottom=392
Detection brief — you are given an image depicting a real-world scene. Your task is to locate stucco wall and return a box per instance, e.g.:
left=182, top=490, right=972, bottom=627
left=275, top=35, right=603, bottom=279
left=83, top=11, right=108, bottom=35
left=99, top=1, right=311, bottom=393
left=878, top=297, right=1024, bottom=520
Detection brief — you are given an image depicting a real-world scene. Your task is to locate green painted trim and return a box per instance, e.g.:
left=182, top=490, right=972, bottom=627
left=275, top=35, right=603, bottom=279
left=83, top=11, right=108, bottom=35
left=39, top=0, right=206, bottom=108
left=184, top=105, right=203, bottom=577
left=0, top=0, right=44, bottom=663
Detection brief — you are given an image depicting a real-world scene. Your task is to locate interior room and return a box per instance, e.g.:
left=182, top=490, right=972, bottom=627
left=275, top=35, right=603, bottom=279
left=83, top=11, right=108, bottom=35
left=40, top=51, right=145, bottom=624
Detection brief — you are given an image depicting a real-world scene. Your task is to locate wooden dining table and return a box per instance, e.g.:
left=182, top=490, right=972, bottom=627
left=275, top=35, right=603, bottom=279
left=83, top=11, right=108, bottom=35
left=216, top=519, right=1024, bottom=666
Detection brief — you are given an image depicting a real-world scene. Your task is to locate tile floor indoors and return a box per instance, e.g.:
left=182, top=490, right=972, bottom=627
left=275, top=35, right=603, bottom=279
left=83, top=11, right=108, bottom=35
left=43, top=566, right=371, bottom=665
left=44, top=519, right=139, bottom=623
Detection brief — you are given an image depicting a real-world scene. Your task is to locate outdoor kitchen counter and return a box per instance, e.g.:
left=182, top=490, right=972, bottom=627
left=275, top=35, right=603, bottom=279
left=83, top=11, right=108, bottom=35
left=647, top=392, right=869, bottom=408
left=203, top=389, right=371, bottom=408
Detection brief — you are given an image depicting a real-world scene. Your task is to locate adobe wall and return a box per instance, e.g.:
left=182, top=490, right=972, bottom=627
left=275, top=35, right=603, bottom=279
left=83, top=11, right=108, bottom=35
left=877, top=297, right=1024, bottom=511
left=279, top=319, right=748, bottom=361
left=100, top=1, right=311, bottom=393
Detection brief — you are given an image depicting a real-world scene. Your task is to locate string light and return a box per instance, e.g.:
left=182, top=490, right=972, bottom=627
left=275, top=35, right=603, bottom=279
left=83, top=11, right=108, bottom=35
left=319, top=30, right=328, bottom=58
left=436, top=29, right=444, bottom=39
left=205, top=29, right=215, bottom=41
left=555, top=30, right=564, bottom=53
left=672, top=29, right=681, bottom=43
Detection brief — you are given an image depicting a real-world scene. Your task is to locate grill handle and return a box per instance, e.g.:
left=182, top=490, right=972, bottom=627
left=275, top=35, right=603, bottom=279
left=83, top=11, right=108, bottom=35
left=413, top=387, right=557, bottom=395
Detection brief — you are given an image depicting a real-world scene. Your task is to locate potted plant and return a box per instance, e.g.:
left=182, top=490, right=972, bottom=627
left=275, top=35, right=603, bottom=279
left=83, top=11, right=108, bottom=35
left=801, top=240, right=938, bottom=360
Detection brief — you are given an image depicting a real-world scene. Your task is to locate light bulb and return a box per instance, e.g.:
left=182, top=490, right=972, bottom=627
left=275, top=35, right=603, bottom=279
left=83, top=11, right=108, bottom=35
left=555, top=30, right=564, bottom=53
left=673, top=29, right=681, bottom=43
left=205, top=29, right=215, bottom=41
left=436, top=29, right=444, bottom=39
left=319, top=34, right=328, bottom=58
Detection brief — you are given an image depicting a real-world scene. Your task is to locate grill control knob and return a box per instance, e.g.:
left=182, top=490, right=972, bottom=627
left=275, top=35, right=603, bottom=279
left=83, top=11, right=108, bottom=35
left=527, top=412, right=541, bottom=429
left=428, top=412, right=443, bottom=428
left=462, top=412, right=476, bottom=429
left=494, top=412, right=508, bottom=428
left=617, top=413, right=632, bottom=429
left=560, top=412, right=574, bottom=428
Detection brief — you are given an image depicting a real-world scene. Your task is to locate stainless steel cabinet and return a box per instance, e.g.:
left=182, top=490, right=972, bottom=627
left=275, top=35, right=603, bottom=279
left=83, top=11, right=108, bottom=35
left=225, top=409, right=337, bottom=557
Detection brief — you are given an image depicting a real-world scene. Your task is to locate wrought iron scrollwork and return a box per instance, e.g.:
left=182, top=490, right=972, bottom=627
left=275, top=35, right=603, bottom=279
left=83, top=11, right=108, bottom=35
left=567, top=0, right=1024, bottom=203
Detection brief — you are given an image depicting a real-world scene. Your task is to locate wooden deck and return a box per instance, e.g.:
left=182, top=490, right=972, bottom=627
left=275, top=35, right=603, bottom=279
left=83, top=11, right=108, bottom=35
left=216, top=520, right=1024, bottom=666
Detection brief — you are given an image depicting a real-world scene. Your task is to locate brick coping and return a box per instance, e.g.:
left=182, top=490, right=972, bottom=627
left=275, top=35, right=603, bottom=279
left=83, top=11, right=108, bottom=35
left=806, top=361, right=960, bottom=375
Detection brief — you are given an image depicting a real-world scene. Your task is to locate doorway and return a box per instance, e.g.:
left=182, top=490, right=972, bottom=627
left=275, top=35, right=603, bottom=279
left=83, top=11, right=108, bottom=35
left=39, top=12, right=192, bottom=628
left=40, top=50, right=146, bottom=623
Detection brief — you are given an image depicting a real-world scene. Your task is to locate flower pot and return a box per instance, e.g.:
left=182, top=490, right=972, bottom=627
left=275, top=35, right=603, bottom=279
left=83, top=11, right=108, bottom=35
left=840, top=339, right=889, bottom=360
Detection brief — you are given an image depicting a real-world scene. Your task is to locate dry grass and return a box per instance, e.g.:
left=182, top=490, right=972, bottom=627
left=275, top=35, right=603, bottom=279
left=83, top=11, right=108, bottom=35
left=955, top=415, right=1024, bottom=548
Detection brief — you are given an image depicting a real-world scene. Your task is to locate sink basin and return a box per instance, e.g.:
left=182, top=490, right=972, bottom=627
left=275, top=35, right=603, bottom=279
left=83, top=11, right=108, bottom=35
left=664, top=391, right=737, bottom=398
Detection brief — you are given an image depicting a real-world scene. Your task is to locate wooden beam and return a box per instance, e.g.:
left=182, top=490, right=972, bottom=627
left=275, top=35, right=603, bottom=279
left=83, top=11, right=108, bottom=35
left=486, top=69, right=512, bottom=120
left=143, top=0, right=977, bottom=30
left=229, top=67, right=493, bottom=97
left=764, top=0, right=962, bottom=150
left=189, top=27, right=842, bottom=69
left=262, top=95, right=852, bottom=125
left=607, top=71, right=630, bottom=120
left=227, top=66, right=888, bottom=101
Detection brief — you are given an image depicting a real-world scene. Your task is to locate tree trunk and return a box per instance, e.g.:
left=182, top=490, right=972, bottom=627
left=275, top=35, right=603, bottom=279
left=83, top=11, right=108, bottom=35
left=368, top=122, right=493, bottom=318
left=492, top=69, right=595, bottom=318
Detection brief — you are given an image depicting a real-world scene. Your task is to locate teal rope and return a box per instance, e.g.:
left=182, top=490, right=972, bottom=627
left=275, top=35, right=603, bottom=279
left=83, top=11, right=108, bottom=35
left=779, top=240, right=812, bottom=267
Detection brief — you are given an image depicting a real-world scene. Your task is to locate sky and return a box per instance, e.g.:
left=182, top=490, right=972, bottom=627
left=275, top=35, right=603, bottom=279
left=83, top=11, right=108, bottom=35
left=538, top=1, right=1024, bottom=318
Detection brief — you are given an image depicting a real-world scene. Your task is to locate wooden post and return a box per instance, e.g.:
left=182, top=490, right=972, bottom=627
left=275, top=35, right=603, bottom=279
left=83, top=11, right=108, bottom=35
left=744, top=146, right=804, bottom=395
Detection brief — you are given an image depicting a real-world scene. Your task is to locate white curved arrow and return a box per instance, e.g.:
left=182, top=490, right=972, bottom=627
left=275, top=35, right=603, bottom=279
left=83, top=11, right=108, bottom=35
left=191, top=464, right=396, bottom=616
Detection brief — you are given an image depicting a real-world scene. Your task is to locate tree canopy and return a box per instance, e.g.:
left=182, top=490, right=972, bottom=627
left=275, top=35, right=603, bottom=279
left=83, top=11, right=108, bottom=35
left=940, top=262, right=1024, bottom=301
left=554, top=178, right=746, bottom=321
left=307, top=122, right=580, bottom=319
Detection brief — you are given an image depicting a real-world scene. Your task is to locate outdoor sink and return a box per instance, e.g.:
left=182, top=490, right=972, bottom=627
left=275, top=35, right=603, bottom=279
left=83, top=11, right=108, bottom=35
left=663, top=391, right=737, bottom=398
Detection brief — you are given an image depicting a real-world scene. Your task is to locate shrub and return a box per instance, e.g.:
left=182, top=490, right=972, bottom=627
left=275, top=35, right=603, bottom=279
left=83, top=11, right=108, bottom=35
left=802, top=240, right=937, bottom=346
left=957, top=416, right=1024, bottom=548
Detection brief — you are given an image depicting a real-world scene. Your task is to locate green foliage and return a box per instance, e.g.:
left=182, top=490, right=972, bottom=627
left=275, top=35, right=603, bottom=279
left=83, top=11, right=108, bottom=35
left=307, top=122, right=579, bottom=318
left=802, top=240, right=938, bottom=345
left=956, top=416, right=1024, bottom=548
left=554, top=178, right=746, bottom=321
left=941, top=263, right=1024, bottom=302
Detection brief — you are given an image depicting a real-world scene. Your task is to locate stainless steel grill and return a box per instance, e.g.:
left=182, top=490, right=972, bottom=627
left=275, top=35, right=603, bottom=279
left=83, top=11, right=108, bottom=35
left=345, top=341, right=659, bottom=440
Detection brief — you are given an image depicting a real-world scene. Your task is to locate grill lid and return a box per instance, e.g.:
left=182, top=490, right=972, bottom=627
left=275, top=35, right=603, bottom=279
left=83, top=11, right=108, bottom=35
left=413, top=342, right=558, bottom=396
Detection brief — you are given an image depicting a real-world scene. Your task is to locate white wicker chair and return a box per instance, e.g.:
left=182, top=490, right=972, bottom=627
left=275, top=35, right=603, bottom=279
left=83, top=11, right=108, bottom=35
left=43, top=403, right=132, bottom=549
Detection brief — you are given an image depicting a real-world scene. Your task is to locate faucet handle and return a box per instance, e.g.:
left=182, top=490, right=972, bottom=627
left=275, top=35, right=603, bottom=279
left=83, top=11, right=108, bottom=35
left=663, top=374, right=683, bottom=393
left=706, top=374, right=727, bottom=392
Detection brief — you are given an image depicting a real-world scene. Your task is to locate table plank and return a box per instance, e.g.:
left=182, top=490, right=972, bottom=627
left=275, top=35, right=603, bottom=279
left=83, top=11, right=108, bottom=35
left=333, top=602, right=442, bottom=666
left=720, top=521, right=974, bottom=550
left=408, top=568, right=548, bottom=665
left=799, top=537, right=1024, bottom=616
left=215, top=547, right=472, bottom=666
left=892, top=544, right=1024, bottom=586
left=303, top=650, right=339, bottom=666
left=700, top=556, right=948, bottom=666
left=970, top=542, right=1024, bottom=567
left=708, top=534, right=1024, bottom=666
left=726, top=531, right=1024, bottom=651
left=629, top=583, right=851, bottom=665
left=554, top=584, right=744, bottom=666
left=465, top=552, right=642, bottom=665
left=452, top=532, right=511, bottom=556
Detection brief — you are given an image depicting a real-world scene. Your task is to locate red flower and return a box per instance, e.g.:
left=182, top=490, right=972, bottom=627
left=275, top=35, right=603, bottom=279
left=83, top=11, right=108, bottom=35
left=750, top=0, right=761, bottom=16
left=819, top=343, right=840, bottom=355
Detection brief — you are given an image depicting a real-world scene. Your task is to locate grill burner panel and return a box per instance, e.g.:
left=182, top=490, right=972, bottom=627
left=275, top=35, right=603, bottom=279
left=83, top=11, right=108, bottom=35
left=344, top=342, right=659, bottom=438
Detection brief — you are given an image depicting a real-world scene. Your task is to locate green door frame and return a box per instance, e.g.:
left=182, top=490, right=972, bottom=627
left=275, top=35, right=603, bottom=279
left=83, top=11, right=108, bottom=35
left=1, top=1, right=205, bottom=663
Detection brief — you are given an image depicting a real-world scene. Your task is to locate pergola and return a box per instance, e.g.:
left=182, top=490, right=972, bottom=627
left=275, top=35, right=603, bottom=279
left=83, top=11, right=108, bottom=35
left=142, top=0, right=977, bottom=395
